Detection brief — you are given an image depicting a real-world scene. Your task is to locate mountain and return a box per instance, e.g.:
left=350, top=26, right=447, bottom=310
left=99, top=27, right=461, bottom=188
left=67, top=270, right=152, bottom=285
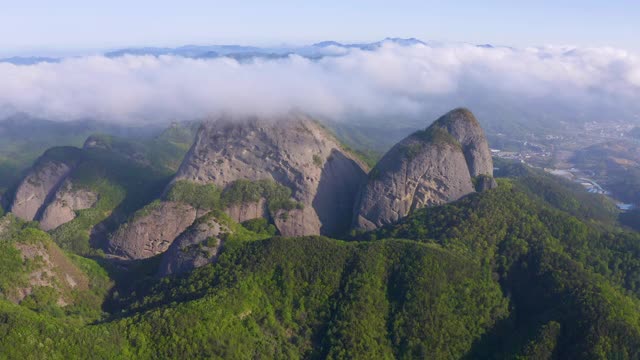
left=312, top=37, right=427, bottom=50
left=2, top=38, right=433, bottom=66
left=0, top=214, right=110, bottom=322
left=2, top=156, right=640, bottom=358
left=101, top=113, right=367, bottom=261
left=99, top=38, right=429, bottom=61
left=104, top=44, right=285, bottom=60
left=0, top=114, right=170, bottom=198
left=171, top=113, right=368, bottom=237
left=2, top=108, right=640, bottom=358
left=312, top=40, right=344, bottom=48
left=0, top=56, right=59, bottom=65
left=353, top=108, right=495, bottom=230
left=4, top=124, right=198, bottom=254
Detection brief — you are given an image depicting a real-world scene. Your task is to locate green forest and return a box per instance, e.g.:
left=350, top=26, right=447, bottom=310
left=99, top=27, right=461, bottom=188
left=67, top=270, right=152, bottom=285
left=0, top=159, right=639, bottom=359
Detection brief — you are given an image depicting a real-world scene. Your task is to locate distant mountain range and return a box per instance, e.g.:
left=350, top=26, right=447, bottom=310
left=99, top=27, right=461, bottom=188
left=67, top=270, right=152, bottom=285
left=0, top=38, right=486, bottom=64
left=0, top=56, right=60, bottom=65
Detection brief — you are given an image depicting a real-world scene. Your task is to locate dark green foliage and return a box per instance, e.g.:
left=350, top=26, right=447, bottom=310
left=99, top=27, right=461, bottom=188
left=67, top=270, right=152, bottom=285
left=221, top=179, right=303, bottom=213
left=313, top=154, right=323, bottom=167
left=241, top=218, right=277, bottom=236
left=0, top=239, right=24, bottom=296
left=50, top=146, right=173, bottom=254
left=35, top=146, right=83, bottom=167
left=0, top=215, right=112, bottom=322
left=70, top=238, right=505, bottom=359
left=166, top=178, right=303, bottom=215
left=0, top=216, right=48, bottom=298
left=1, top=121, right=196, bottom=253
left=165, top=180, right=222, bottom=210
left=0, top=118, right=195, bottom=197
left=413, top=126, right=461, bottom=150
left=20, top=286, right=65, bottom=317
left=51, top=178, right=126, bottom=254
left=517, top=321, right=561, bottom=359
left=368, top=178, right=640, bottom=357
left=495, top=160, right=619, bottom=223
left=2, top=155, right=640, bottom=358
left=0, top=120, right=102, bottom=194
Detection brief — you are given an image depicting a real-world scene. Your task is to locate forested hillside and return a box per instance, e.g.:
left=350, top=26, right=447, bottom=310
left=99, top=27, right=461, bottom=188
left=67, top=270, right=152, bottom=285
left=1, top=161, right=640, bottom=359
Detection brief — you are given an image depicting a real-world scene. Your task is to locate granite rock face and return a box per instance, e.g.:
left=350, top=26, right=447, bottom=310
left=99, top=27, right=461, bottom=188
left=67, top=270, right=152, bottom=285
left=431, top=108, right=494, bottom=177
left=9, top=147, right=81, bottom=222
left=172, top=114, right=368, bottom=237
left=225, top=199, right=268, bottom=224
left=353, top=108, right=495, bottom=231
left=157, top=214, right=227, bottom=276
left=106, top=201, right=198, bottom=259
left=38, top=180, right=98, bottom=231
left=474, top=174, right=499, bottom=192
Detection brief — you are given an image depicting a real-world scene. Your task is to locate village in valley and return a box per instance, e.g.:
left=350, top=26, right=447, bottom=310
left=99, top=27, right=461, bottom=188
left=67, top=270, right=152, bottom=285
left=490, top=119, right=639, bottom=211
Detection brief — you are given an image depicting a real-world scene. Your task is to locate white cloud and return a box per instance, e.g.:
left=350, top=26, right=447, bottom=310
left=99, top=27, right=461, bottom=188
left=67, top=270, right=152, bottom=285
left=0, top=43, right=638, bottom=125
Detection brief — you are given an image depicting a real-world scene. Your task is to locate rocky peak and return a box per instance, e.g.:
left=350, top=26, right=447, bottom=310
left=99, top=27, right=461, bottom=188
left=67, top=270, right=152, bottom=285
left=9, top=147, right=82, bottom=222
left=353, top=108, right=495, bottom=231
left=106, top=201, right=198, bottom=259
left=172, top=113, right=368, bottom=237
left=157, top=213, right=228, bottom=276
left=431, top=108, right=493, bottom=177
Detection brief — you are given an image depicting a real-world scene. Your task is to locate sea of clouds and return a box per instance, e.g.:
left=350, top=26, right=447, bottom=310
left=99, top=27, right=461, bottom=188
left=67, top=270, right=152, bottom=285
left=0, top=42, right=639, bottom=125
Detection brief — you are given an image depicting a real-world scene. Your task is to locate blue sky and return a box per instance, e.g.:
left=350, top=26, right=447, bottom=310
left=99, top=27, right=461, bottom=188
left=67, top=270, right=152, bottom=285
left=1, top=0, right=638, bottom=55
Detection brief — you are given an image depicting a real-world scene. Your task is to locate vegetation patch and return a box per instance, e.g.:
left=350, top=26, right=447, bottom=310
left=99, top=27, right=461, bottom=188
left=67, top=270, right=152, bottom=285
left=163, top=179, right=301, bottom=234
left=241, top=218, right=277, bottom=237
left=0, top=215, right=111, bottom=322
left=51, top=178, right=125, bottom=255
left=166, top=180, right=222, bottom=210
left=312, top=154, right=323, bottom=167
left=413, top=126, right=461, bottom=150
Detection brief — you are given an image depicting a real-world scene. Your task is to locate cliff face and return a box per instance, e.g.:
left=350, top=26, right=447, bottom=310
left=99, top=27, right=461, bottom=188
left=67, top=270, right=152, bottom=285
left=431, top=108, right=494, bottom=177
left=39, top=180, right=98, bottom=231
left=157, top=214, right=227, bottom=277
left=225, top=199, right=268, bottom=224
left=173, top=114, right=368, bottom=237
left=106, top=201, right=198, bottom=259
left=9, top=147, right=82, bottom=222
left=353, top=108, right=495, bottom=231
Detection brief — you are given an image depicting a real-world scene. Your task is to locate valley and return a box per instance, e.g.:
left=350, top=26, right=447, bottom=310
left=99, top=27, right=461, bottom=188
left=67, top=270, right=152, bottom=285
left=489, top=117, right=640, bottom=211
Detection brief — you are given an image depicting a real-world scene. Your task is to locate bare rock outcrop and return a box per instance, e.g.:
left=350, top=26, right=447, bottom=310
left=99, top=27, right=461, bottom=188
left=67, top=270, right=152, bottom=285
left=38, top=180, right=98, bottom=231
left=9, top=147, right=81, bottom=221
left=225, top=199, right=268, bottom=223
left=107, top=201, right=198, bottom=259
left=158, top=214, right=227, bottom=276
left=431, top=108, right=494, bottom=177
left=474, top=174, right=498, bottom=192
left=172, top=113, right=368, bottom=237
left=353, top=108, right=495, bottom=231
